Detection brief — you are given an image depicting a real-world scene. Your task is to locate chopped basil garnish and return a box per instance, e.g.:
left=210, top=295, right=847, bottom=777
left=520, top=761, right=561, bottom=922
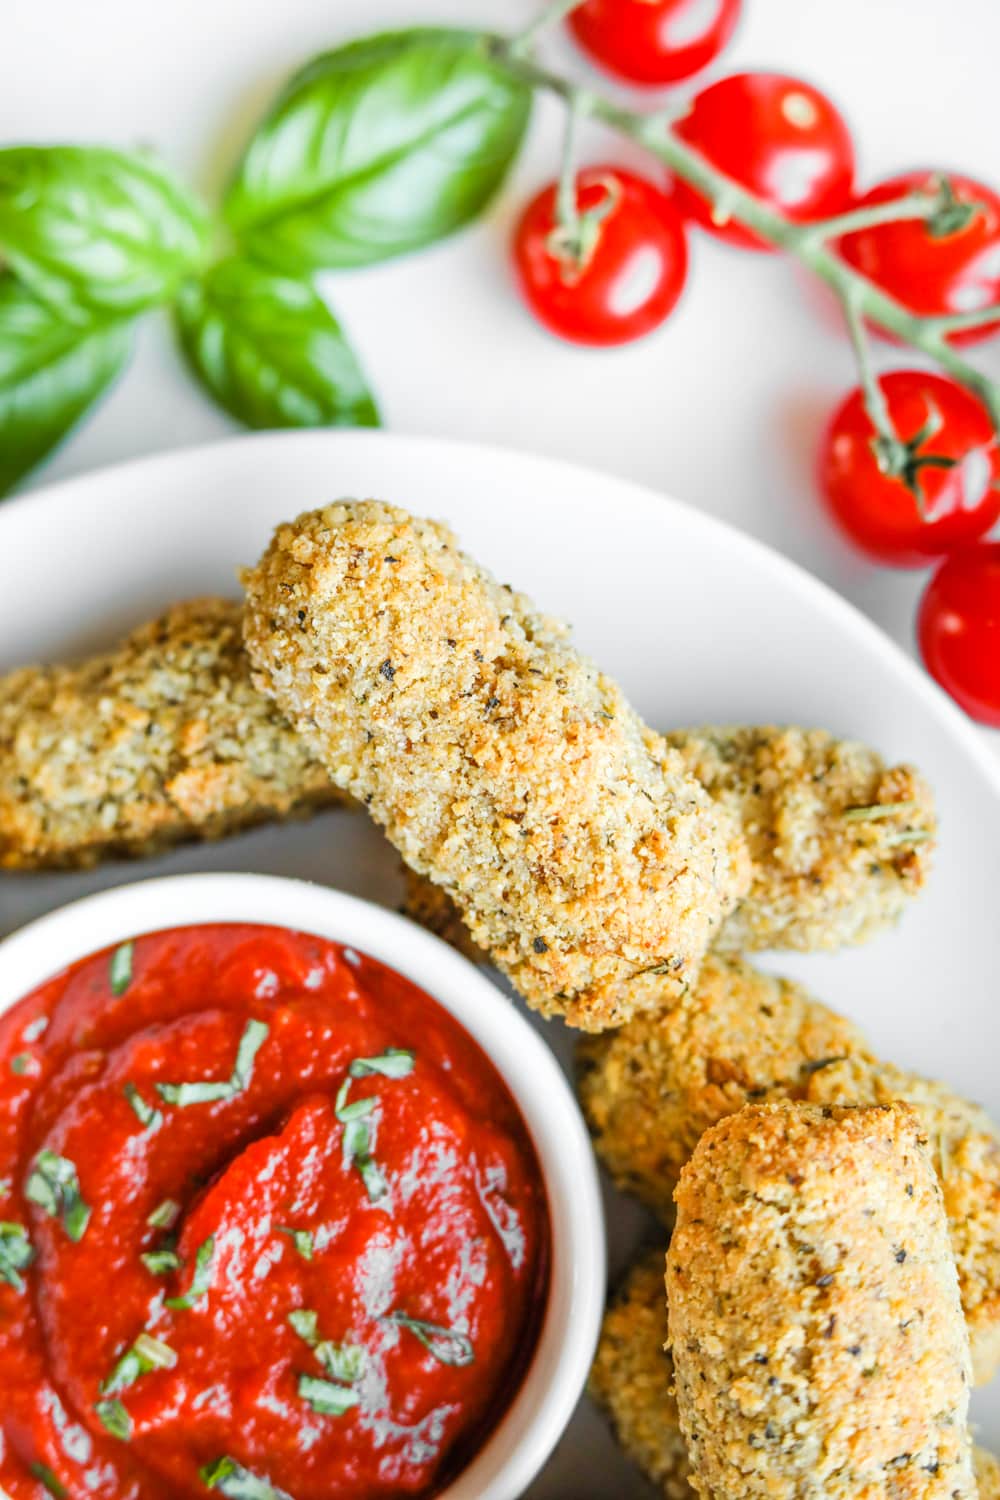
left=29, top=1464, right=67, bottom=1498
left=387, top=1311, right=474, bottom=1367
left=0, top=1220, right=35, bottom=1292
left=288, top=1307, right=367, bottom=1386
left=141, top=1248, right=181, bottom=1275
left=109, top=941, right=134, bottom=995
left=200, top=1456, right=292, bottom=1499
left=147, top=1198, right=180, bottom=1230
left=124, top=1083, right=163, bottom=1132
left=317, top=1342, right=366, bottom=1384
left=94, top=1398, right=132, bottom=1440
left=297, top=1373, right=359, bottom=1416
left=11, top=1053, right=33, bottom=1075
left=333, top=1049, right=414, bottom=1205
left=288, top=1308, right=319, bottom=1343
left=277, top=1226, right=313, bottom=1261
left=348, top=1049, right=415, bottom=1081
left=156, top=1019, right=269, bottom=1107
left=0, top=1177, right=10, bottom=1197
left=165, top=1235, right=215, bottom=1310
left=23, top=1015, right=49, bottom=1043
left=101, top=1331, right=177, bottom=1395
left=25, top=1150, right=90, bottom=1242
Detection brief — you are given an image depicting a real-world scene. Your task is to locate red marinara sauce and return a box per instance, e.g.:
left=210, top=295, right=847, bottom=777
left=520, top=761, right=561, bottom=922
left=0, top=924, right=550, bottom=1500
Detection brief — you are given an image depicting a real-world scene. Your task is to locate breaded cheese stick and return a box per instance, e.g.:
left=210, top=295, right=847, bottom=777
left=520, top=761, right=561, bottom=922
left=592, top=1249, right=998, bottom=1500
left=402, top=724, right=935, bottom=957
left=666, top=725, right=935, bottom=952
left=589, top=1248, right=693, bottom=1500
left=667, top=1102, right=976, bottom=1500
left=578, top=954, right=1000, bottom=1384
left=243, top=501, right=749, bottom=1029
left=0, top=599, right=342, bottom=869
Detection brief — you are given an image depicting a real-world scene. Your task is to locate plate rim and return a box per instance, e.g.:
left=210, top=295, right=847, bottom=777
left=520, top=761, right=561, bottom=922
left=5, top=425, right=999, bottom=800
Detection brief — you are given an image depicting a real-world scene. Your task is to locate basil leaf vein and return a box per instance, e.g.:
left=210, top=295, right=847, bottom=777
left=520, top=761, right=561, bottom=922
left=0, top=145, right=210, bottom=317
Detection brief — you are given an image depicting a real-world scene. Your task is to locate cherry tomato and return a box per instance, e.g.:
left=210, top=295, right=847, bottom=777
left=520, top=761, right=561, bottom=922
left=918, top=544, right=1000, bottom=726
left=568, top=0, right=742, bottom=86
left=512, top=166, right=688, bottom=346
left=672, top=73, right=855, bottom=251
left=839, top=171, right=1000, bottom=344
left=820, top=371, right=1000, bottom=566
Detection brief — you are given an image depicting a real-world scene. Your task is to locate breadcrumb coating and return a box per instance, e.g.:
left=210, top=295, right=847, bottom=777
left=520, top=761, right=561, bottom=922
left=667, top=725, right=935, bottom=953
left=592, top=1249, right=998, bottom=1500
left=667, top=1101, right=976, bottom=1500
left=578, top=953, right=1000, bottom=1384
left=402, top=723, right=935, bottom=957
left=0, top=599, right=341, bottom=869
left=977, top=1449, right=1000, bottom=1500
left=243, top=501, right=749, bottom=1029
left=589, top=1248, right=693, bottom=1499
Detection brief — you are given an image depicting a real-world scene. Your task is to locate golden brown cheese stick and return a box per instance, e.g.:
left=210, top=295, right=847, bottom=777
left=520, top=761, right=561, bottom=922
left=666, top=724, right=935, bottom=952
left=2, top=597, right=935, bottom=960
left=243, top=501, right=749, bottom=1030
left=0, top=599, right=342, bottom=869
left=667, top=1102, right=976, bottom=1500
left=578, top=953, right=1000, bottom=1384
left=591, top=1250, right=999, bottom=1500
left=402, top=724, right=935, bottom=957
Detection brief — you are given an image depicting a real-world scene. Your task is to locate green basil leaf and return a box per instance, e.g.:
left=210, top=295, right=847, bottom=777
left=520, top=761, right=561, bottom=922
left=174, top=258, right=378, bottom=431
left=297, top=1372, right=359, bottom=1416
left=0, top=145, right=209, bottom=318
left=157, top=1018, right=269, bottom=1106
left=201, top=1457, right=292, bottom=1500
left=102, top=1330, right=178, bottom=1395
left=25, top=1149, right=90, bottom=1242
left=277, top=1226, right=313, bottom=1261
left=109, top=941, right=134, bottom=995
left=30, top=1464, right=67, bottom=1498
left=165, top=1234, right=216, bottom=1310
left=386, top=1310, right=474, bottom=1366
left=94, top=1397, right=132, bottom=1441
left=0, top=1220, right=35, bottom=1292
left=141, top=1248, right=181, bottom=1275
left=124, top=1083, right=163, bottom=1133
left=349, top=1049, right=414, bottom=1080
left=224, top=29, right=530, bottom=270
left=0, top=276, right=131, bottom=498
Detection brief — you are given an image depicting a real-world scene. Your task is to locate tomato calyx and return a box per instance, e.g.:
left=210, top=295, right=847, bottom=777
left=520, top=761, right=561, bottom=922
left=923, top=176, right=985, bottom=240
left=871, top=397, right=959, bottom=508
left=545, top=172, right=623, bottom=283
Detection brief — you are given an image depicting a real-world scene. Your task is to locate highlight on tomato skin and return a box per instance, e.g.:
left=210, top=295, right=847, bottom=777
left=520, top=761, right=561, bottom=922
left=819, top=371, right=1000, bottom=567
left=918, top=543, right=1000, bottom=727
left=567, top=0, right=742, bottom=87
left=838, top=171, right=1000, bottom=345
left=671, top=72, right=855, bottom=251
left=512, top=166, right=689, bottom=346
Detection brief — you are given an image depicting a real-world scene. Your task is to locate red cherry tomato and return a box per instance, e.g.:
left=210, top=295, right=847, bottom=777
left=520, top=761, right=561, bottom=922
left=918, top=544, right=1000, bottom=726
left=512, top=166, right=688, bottom=346
left=568, top=0, right=742, bottom=86
left=672, top=73, right=855, bottom=251
left=839, top=171, right=1000, bottom=344
left=820, top=371, right=1000, bottom=567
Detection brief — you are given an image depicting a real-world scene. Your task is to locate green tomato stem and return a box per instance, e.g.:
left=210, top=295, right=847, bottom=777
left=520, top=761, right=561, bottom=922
left=555, top=93, right=583, bottom=242
left=487, top=35, right=1000, bottom=432
left=508, top=0, right=586, bottom=58
left=927, top=304, right=1000, bottom=335
left=838, top=286, right=897, bottom=444
left=800, top=193, right=938, bottom=242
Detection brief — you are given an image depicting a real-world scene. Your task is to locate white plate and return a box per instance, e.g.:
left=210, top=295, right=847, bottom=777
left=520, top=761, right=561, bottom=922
left=2, top=428, right=1000, bottom=1486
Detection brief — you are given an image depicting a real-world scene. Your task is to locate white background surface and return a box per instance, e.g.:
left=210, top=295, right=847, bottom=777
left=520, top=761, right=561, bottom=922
left=3, top=0, right=1000, bottom=755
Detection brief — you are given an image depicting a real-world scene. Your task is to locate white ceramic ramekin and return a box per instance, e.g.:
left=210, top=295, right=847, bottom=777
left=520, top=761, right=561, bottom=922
left=0, top=872, right=605, bottom=1500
